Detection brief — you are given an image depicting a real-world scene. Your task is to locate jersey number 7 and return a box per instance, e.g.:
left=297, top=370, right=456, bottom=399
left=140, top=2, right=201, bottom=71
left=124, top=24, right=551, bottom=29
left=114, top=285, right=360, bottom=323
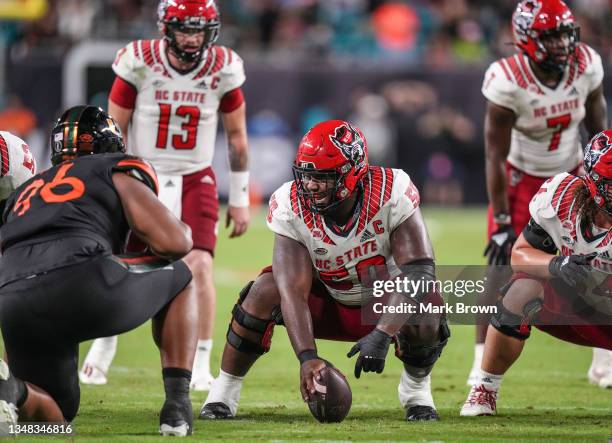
left=156, top=104, right=200, bottom=150
left=547, top=113, right=571, bottom=151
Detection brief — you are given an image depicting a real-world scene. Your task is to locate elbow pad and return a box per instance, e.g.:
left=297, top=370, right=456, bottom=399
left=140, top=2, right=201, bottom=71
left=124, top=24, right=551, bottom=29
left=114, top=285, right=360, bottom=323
left=399, top=258, right=436, bottom=303
left=523, top=218, right=557, bottom=254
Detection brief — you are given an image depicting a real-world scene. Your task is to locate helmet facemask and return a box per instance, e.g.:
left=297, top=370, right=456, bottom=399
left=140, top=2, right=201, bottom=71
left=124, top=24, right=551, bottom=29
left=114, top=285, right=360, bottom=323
left=532, top=24, right=579, bottom=73
left=292, top=165, right=352, bottom=214
left=163, top=18, right=219, bottom=64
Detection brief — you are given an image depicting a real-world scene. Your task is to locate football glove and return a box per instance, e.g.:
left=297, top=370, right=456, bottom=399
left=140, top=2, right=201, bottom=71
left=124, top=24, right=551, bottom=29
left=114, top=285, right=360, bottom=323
left=484, top=224, right=517, bottom=265
left=548, top=253, right=597, bottom=290
left=347, top=328, right=392, bottom=378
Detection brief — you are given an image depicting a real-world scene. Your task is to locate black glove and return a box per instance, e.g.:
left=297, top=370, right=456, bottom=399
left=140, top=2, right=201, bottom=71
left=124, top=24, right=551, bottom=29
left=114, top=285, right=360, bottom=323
left=548, top=253, right=597, bottom=290
left=346, top=328, right=392, bottom=378
left=484, top=224, right=517, bottom=265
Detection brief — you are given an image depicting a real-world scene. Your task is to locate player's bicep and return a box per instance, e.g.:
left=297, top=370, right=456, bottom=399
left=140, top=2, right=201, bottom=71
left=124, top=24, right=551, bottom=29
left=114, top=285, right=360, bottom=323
left=112, top=172, right=191, bottom=258
left=390, top=208, right=435, bottom=266
left=272, top=233, right=312, bottom=301
left=584, top=82, right=607, bottom=138
left=485, top=101, right=515, bottom=161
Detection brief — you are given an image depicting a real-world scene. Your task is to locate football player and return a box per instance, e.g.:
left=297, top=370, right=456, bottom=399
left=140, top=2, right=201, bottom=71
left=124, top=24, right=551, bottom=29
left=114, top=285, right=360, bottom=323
left=470, top=0, right=609, bottom=386
left=0, top=131, right=36, bottom=206
left=461, top=130, right=612, bottom=416
left=199, top=120, right=450, bottom=422
left=80, top=0, right=250, bottom=390
left=0, top=106, right=198, bottom=435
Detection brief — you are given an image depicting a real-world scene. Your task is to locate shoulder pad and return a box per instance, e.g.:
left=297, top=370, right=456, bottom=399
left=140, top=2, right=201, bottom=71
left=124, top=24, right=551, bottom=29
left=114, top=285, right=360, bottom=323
left=113, top=155, right=159, bottom=195
left=529, top=173, right=581, bottom=222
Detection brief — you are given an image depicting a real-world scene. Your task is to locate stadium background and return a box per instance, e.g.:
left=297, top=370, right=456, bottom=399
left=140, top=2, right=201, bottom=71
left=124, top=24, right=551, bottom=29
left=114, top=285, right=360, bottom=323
left=0, top=0, right=610, bottom=440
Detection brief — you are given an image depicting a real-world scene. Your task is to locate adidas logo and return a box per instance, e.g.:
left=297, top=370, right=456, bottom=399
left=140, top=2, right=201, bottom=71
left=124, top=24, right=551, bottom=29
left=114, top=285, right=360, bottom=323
left=529, top=99, right=539, bottom=106
left=568, top=86, right=579, bottom=96
left=153, top=80, right=165, bottom=88
left=200, top=175, right=215, bottom=185
left=360, top=229, right=374, bottom=242
left=165, top=179, right=175, bottom=188
left=195, top=80, right=208, bottom=90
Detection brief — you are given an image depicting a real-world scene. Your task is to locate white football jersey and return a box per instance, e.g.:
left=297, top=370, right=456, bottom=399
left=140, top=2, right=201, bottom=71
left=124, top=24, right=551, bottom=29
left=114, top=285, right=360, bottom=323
left=113, top=39, right=246, bottom=175
left=0, top=131, right=36, bottom=200
left=267, top=167, right=421, bottom=306
left=529, top=172, right=612, bottom=316
left=482, top=44, right=604, bottom=177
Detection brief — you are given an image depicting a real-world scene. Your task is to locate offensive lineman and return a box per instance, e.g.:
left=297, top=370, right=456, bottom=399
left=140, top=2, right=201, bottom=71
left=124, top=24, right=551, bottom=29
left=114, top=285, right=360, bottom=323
left=471, top=0, right=610, bottom=386
left=0, top=106, right=198, bottom=435
left=200, top=120, right=450, bottom=422
left=461, top=130, right=612, bottom=416
left=80, top=0, right=250, bottom=390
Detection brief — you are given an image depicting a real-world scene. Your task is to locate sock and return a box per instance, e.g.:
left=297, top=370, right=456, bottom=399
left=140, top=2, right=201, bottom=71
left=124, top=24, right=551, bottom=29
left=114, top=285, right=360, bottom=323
left=397, top=370, right=435, bottom=409
left=192, top=339, right=213, bottom=378
left=473, top=343, right=485, bottom=367
left=204, top=369, right=243, bottom=416
left=162, top=368, right=191, bottom=401
left=84, top=336, right=118, bottom=373
left=475, top=369, right=503, bottom=391
left=591, top=347, right=611, bottom=367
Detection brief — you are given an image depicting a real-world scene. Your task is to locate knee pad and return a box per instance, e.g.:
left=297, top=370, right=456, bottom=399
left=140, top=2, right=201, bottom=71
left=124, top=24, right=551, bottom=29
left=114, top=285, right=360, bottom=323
left=226, top=281, right=283, bottom=355
left=394, top=317, right=450, bottom=369
left=490, top=298, right=543, bottom=340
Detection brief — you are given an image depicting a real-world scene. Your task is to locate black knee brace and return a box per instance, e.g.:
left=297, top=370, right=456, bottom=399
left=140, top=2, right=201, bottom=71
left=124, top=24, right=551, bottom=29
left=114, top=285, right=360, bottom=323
left=490, top=298, right=542, bottom=340
left=394, top=317, right=451, bottom=369
left=226, top=281, right=283, bottom=355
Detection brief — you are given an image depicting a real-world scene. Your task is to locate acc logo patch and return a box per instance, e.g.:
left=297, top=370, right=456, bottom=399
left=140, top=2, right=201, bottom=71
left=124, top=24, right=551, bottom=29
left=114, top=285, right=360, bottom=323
left=314, top=248, right=328, bottom=255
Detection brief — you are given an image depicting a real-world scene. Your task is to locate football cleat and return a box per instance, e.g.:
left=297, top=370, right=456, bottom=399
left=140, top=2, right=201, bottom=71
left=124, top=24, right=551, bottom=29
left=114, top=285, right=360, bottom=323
left=79, top=363, right=108, bottom=385
left=588, top=365, right=612, bottom=389
left=0, top=360, right=19, bottom=434
left=460, top=384, right=498, bottom=417
left=190, top=373, right=215, bottom=392
left=405, top=405, right=439, bottom=421
left=159, top=398, right=193, bottom=437
left=199, top=402, right=233, bottom=420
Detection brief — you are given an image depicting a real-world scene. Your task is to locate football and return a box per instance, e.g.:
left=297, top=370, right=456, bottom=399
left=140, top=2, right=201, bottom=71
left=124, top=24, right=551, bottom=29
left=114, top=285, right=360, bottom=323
left=307, top=366, right=352, bottom=423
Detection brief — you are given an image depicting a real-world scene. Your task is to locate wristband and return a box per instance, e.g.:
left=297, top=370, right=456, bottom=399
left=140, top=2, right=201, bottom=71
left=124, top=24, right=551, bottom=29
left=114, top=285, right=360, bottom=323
left=229, top=171, right=249, bottom=207
left=493, top=212, right=512, bottom=225
left=298, top=349, right=318, bottom=365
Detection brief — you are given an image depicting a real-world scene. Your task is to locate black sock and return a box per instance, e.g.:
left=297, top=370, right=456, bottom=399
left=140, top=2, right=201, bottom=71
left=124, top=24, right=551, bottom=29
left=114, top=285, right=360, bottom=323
left=162, top=368, right=191, bottom=401
left=15, top=377, right=27, bottom=408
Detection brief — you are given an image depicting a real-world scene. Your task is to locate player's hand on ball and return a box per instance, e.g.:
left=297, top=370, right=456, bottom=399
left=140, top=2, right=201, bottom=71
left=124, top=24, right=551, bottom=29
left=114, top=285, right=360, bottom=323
left=548, top=252, right=597, bottom=290
left=226, top=205, right=250, bottom=238
left=300, top=358, right=328, bottom=402
left=347, top=328, right=393, bottom=378
left=484, top=224, right=517, bottom=265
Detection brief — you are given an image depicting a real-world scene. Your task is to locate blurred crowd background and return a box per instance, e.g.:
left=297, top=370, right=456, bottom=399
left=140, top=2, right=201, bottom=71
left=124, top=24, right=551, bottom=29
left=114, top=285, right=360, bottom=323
left=1, top=0, right=612, bottom=204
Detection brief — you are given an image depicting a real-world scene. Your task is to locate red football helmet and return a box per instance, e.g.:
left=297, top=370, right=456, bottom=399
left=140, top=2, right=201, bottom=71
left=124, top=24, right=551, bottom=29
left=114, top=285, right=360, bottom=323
left=293, top=120, right=369, bottom=213
left=584, top=131, right=612, bottom=216
left=512, top=0, right=579, bottom=72
left=158, top=0, right=220, bottom=63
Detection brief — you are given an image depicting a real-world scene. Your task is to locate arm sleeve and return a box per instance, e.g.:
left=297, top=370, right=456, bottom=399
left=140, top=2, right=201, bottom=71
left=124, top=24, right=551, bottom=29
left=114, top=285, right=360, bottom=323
left=482, top=61, right=519, bottom=113
left=109, top=76, right=137, bottom=109
left=219, top=87, right=245, bottom=113
left=389, top=169, right=420, bottom=232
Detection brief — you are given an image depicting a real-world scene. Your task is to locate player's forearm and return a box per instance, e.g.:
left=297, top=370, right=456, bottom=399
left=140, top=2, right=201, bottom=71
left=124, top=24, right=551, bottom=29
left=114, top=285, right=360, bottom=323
left=279, top=294, right=317, bottom=356
left=227, top=135, right=248, bottom=172
left=511, top=244, right=554, bottom=278
left=486, top=156, right=509, bottom=215
left=376, top=293, right=417, bottom=336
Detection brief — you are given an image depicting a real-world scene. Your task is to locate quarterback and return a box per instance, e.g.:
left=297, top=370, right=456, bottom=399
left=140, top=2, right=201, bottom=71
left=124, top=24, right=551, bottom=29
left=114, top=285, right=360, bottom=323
left=200, top=120, right=450, bottom=422
left=0, top=131, right=36, bottom=204
left=462, top=131, right=612, bottom=416
left=471, top=0, right=609, bottom=386
left=80, top=0, right=249, bottom=390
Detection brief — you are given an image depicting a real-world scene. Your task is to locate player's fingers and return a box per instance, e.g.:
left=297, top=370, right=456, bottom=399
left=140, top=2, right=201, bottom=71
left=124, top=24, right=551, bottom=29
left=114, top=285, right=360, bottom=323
left=583, top=252, right=598, bottom=263
left=354, top=357, right=363, bottom=379
left=225, top=210, right=231, bottom=229
left=300, top=378, right=310, bottom=402
left=376, top=361, right=384, bottom=374
left=347, top=344, right=360, bottom=358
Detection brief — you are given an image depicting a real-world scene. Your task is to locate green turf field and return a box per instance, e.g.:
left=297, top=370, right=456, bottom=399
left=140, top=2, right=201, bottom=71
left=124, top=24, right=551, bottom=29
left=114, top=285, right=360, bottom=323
left=14, top=208, right=612, bottom=441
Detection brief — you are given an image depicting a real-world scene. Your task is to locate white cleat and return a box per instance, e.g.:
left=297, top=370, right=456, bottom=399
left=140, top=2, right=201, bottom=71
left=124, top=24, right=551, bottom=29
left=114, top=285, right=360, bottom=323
left=79, top=363, right=108, bottom=385
left=0, top=360, right=19, bottom=435
left=588, top=366, right=612, bottom=389
left=460, top=384, right=498, bottom=417
left=159, top=423, right=190, bottom=437
left=190, top=373, right=215, bottom=392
